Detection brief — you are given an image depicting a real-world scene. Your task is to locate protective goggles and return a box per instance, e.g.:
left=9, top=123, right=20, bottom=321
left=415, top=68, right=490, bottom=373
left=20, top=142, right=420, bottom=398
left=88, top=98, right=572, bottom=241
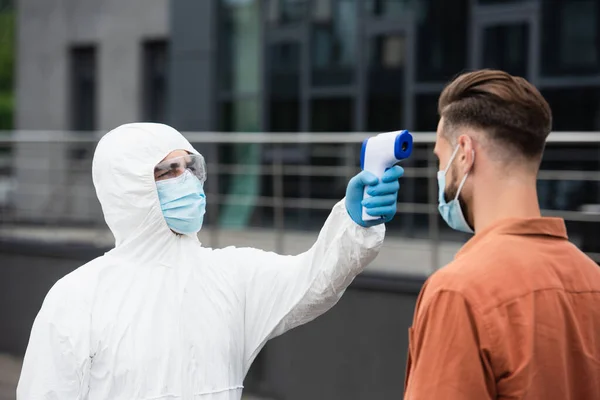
left=154, top=154, right=207, bottom=182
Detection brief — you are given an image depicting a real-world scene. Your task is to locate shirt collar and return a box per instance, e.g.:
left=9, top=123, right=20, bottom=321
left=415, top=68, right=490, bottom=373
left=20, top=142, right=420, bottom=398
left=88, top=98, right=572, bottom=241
left=455, top=217, right=568, bottom=259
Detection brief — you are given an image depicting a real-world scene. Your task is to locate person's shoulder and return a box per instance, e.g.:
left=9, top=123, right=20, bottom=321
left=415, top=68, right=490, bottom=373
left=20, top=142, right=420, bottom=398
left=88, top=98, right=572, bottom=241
left=41, top=256, right=108, bottom=314
left=425, top=257, right=481, bottom=297
left=424, top=236, right=526, bottom=310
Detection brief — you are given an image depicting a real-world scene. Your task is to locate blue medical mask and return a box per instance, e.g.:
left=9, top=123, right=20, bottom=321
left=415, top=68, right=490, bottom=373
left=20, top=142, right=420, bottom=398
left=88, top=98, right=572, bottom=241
left=156, top=170, right=206, bottom=234
left=437, top=145, right=474, bottom=234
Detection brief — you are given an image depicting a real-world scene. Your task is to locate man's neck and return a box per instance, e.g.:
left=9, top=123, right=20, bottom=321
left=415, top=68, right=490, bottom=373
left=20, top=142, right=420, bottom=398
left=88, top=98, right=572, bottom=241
left=472, top=179, right=541, bottom=233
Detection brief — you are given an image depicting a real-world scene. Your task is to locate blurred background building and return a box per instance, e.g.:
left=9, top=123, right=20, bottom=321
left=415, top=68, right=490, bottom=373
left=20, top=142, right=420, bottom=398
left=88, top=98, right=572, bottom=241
left=9, top=0, right=600, bottom=232
left=0, top=1, right=599, bottom=399
left=15, top=0, right=600, bottom=132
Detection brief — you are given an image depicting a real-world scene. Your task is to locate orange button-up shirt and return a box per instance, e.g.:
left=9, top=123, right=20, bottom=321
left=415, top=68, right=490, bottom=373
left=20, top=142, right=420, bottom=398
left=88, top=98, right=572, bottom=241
left=404, top=218, right=600, bottom=399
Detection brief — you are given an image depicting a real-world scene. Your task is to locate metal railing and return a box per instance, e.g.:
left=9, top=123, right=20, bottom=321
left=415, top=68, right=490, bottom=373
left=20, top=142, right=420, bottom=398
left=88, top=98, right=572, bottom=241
left=0, top=130, right=598, bottom=272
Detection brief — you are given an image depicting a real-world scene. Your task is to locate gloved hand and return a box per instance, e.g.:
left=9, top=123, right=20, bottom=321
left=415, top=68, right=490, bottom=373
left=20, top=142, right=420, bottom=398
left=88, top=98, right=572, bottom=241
left=345, top=165, right=404, bottom=227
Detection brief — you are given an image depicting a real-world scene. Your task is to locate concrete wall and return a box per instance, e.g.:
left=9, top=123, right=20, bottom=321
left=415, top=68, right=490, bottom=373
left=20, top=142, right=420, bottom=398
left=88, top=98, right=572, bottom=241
left=0, top=239, right=423, bottom=399
left=14, top=0, right=170, bottom=223
left=258, top=288, right=417, bottom=399
left=16, top=0, right=169, bottom=130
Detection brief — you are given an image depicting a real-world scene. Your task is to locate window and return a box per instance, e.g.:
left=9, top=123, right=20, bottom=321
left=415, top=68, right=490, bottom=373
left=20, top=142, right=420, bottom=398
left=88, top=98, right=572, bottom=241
left=270, top=99, right=301, bottom=132
left=218, top=0, right=261, bottom=95
left=539, top=88, right=600, bottom=213
left=311, top=0, right=356, bottom=87
left=217, top=0, right=262, bottom=230
left=541, top=0, right=600, bottom=76
left=310, top=97, right=353, bottom=202
left=268, top=42, right=301, bottom=132
left=416, top=0, right=468, bottom=82
left=366, top=33, right=405, bottom=132
left=70, top=46, right=96, bottom=131
left=267, top=0, right=308, bottom=25
left=220, top=99, right=260, bottom=132
left=477, top=0, right=529, bottom=3
left=542, top=88, right=600, bottom=131
left=142, top=39, right=169, bottom=123
left=482, top=23, right=529, bottom=78
left=310, top=97, right=353, bottom=132
left=415, top=94, right=439, bottom=132
left=217, top=0, right=261, bottom=127
left=365, top=0, right=413, bottom=16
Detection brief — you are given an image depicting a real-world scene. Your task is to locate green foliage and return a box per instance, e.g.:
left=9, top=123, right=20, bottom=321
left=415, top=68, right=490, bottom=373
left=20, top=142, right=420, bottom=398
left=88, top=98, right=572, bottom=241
left=0, top=8, right=14, bottom=129
left=0, top=91, right=12, bottom=129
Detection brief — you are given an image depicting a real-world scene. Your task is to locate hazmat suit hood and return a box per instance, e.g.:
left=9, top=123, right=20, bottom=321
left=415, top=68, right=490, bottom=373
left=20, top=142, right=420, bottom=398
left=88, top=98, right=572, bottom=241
left=92, top=123, right=201, bottom=256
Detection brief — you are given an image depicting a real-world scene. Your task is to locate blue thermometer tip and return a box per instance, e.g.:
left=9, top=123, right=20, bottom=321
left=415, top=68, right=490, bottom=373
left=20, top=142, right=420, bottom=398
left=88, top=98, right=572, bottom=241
left=394, top=130, right=413, bottom=160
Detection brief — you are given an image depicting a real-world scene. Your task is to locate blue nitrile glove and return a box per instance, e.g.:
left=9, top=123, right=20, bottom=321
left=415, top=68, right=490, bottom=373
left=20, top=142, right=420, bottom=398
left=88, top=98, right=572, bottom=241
left=345, top=165, right=404, bottom=227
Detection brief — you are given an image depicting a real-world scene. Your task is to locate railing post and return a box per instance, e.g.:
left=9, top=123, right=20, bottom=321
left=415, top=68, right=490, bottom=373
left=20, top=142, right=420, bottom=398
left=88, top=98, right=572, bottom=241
left=273, top=144, right=285, bottom=254
left=427, top=144, right=440, bottom=273
left=344, top=141, right=354, bottom=188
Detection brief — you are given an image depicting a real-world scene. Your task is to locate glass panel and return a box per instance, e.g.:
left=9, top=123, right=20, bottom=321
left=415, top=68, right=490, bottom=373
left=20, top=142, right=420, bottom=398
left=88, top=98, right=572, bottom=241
left=416, top=0, right=468, bottom=82
left=477, top=0, right=529, bottom=3
left=311, top=0, right=356, bottom=86
left=217, top=1, right=262, bottom=230
left=142, top=40, right=169, bottom=123
left=415, top=94, right=439, bottom=132
left=218, top=99, right=261, bottom=228
left=309, top=97, right=353, bottom=192
left=70, top=46, right=96, bottom=131
left=220, top=99, right=260, bottom=132
left=267, top=0, right=308, bottom=25
left=537, top=89, right=600, bottom=215
left=268, top=41, right=301, bottom=131
left=310, top=97, right=353, bottom=132
left=219, top=0, right=260, bottom=94
left=269, top=42, right=301, bottom=98
left=482, top=23, right=529, bottom=77
left=538, top=141, right=600, bottom=214
left=365, top=0, right=414, bottom=17
left=541, top=0, right=600, bottom=76
left=270, top=100, right=301, bottom=132
left=542, top=88, right=600, bottom=131
left=366, top=33, right=405, bottom=132
left=309, top=98, right=353, bottom=225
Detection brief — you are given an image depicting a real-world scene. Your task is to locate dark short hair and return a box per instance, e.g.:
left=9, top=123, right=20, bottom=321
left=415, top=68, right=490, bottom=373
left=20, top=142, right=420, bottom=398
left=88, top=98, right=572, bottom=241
left=438, top=69, right=552, bottom=160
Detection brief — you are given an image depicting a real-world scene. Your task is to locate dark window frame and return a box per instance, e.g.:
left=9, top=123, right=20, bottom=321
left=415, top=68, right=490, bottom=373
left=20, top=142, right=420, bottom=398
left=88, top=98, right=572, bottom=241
left=141, top=38, right=169, bottom=123
left=69, top=44, right=97, bottom=132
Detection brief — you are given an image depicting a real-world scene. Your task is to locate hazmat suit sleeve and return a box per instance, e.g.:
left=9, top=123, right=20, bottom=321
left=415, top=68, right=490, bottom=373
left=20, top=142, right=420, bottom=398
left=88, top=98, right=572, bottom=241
left=222, top=199, right=384, bottom=369
left=17, top=276, right=91, bottom=399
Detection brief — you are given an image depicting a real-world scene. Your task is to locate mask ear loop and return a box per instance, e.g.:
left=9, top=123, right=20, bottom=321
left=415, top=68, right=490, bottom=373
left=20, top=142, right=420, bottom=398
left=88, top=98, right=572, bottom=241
left=453, top=149, right=475, bottom=201
left=443, top=145, right=461, bottom=175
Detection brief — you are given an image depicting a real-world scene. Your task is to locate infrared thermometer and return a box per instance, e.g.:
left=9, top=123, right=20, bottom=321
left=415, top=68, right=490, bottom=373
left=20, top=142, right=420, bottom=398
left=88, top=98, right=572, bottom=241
left=360, top=130, right=413, bottom=222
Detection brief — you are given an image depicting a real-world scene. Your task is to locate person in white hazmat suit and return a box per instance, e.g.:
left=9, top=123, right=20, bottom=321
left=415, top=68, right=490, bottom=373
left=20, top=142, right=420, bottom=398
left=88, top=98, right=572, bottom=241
left=17, top=123, right=404, bottom=399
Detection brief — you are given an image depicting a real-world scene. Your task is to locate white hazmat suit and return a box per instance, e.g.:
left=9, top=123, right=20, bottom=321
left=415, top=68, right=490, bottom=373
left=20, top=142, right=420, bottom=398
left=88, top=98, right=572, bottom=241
left=17, top=123, right=385, bottom=399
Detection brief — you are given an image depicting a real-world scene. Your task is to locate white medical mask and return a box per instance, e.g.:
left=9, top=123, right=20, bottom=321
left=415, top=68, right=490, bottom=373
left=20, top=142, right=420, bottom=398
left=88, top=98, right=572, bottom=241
left=437, top=145, right=474, bottom=234
left=156, top=170, right=206, bottom=234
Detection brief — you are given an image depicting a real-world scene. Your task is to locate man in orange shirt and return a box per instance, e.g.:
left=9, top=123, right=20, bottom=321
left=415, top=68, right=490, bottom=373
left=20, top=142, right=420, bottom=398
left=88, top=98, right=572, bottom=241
left=404, top=69, right=600, bottom=399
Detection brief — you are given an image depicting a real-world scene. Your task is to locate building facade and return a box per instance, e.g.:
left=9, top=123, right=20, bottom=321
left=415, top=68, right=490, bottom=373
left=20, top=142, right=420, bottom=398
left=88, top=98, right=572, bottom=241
left=15, top=0, right=600, bottom=133
left=208, top=0, right=600, bottom=134
left=16, top=0, right=170, bottom=130
left=13, top=0, right=600, bottom=231
left=13, top=0, right=170, bottom=223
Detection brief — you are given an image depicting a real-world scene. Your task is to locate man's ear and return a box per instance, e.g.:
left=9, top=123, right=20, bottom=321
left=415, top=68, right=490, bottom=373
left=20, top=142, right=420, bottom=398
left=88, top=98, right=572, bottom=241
left=457, top=134, right=475, bottom=173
